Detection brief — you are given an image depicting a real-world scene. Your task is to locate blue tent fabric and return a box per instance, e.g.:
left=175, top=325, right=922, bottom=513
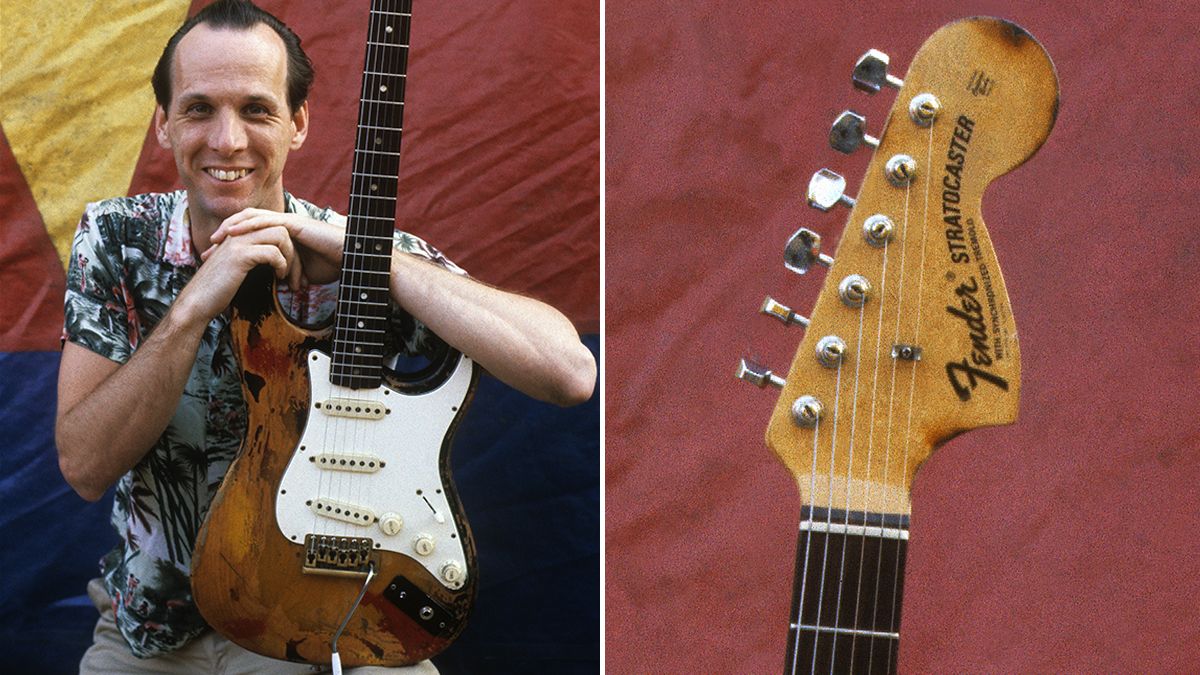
left=0, top=335, right=598, bottom=673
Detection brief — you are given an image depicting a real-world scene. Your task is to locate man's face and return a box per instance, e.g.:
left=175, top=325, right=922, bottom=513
left=154, top=23, right=308, bottom=233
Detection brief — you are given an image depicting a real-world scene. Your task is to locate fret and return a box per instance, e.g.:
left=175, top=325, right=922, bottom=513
left=366, top=40, right=408, bottom=48
left=787, top=628, right=899, bottom=675
left=784, top=507, right=908, bottom=675
left=350, top=193, right=398, bottom=202
left=793, top=625, right=899, bottom=640
left=334, top=299, right=390, bottom=308
left=360, top=98, right=404, bottom=105
left=356, top=148, right=402, bottom=157
left=362, top=71, right=408, bottom=78
left=369, top=10, right=412, bottom=18
left=341, top=282, right=392, bottom=291
left=800, top=520, right=909, bottom=541
left=349, top=214, right=399, bottom=223
left=343, top=251, right=394, bottom=259
left=351, top=170, right=401, bottom=180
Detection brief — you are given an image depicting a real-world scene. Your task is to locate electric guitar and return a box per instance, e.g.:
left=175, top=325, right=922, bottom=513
left=191, top=1, right=479, bottom=665
left=737, top=17, right=1058, bottom=673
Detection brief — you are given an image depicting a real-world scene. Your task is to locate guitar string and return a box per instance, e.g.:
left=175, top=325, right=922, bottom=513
left=886, top=117, right=938, bottom=672
left=867, top=158, right=914, bottom=674
left=850, top=190, right=895, bottom=673
left=809, top=361, right=844, bottom=674
left=789, top=410, right=824, bottom=675
left=829, top=287, right=868, bottom=672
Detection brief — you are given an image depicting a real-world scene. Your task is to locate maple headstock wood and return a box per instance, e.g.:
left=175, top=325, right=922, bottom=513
left=766, top=17, right=1058, bottom=515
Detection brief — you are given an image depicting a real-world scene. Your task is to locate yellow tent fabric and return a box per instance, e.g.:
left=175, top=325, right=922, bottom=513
left=0, top=0, right=190, bottom=266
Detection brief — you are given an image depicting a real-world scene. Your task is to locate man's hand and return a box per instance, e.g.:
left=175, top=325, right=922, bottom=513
left=207, top=208, right=346, bottom=286
left=176, top=221, right=301, bottom=324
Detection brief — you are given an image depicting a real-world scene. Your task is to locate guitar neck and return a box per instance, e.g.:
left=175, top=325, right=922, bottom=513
left=784, top=506, right=909, bottom=675
left=332, top=0, right=414, bottom=389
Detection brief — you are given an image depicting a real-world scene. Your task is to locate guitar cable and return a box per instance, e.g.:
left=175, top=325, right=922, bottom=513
left=330, top=560, right=377, bottom=675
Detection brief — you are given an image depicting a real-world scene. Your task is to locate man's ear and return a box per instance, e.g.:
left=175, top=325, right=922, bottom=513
left=290, top=101, right=309, bottom=150
left=154, top=106, right=171, bottom=149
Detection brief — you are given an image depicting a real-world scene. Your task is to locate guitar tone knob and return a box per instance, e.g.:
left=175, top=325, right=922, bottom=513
left=441, top=561, right=465, bottom=587
left=378, top=513, right=404, bottom=536
left=413, top=534, right=436, bottom=556
left=852, top=49, right=905, bottom=94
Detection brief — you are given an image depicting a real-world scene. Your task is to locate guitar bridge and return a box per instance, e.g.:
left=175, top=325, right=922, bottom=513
left=302, top=534, right=378, bottom=577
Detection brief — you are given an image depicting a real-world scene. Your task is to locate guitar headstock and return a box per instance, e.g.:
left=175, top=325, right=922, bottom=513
left=740, top=17, right=1058, bottom=514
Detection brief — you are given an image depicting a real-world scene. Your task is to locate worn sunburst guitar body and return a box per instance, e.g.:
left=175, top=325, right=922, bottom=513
left=191, top=1, right=478, bottom=666
left=739, top=18, right=1057, bottom=674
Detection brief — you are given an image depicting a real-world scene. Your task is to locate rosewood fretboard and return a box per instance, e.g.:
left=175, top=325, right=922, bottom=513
left=784, top=507, right=909, bottom=674
left=331, top=0, right=413, bottom=389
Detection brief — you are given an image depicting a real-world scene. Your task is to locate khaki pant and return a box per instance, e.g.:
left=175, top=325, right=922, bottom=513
left=80, top=579, right=438, bottom=675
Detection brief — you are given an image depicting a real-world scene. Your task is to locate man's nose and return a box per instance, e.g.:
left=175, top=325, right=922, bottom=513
left=208, top=110, right=247, bottom=155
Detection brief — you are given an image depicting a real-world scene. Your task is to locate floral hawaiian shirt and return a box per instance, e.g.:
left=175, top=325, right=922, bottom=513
left=62, top=190, right=463, bottom=658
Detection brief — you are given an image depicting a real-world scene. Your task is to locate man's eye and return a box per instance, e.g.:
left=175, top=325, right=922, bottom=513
left=245, top=104, right=269, bottom=116
left=186, top=103, right=211, bottom=115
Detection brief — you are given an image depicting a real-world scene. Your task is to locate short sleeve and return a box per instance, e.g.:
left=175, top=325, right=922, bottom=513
left=62, top=204, right=137, bottom=363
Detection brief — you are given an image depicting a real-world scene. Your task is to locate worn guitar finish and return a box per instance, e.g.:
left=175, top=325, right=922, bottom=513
left=191, top=1, right=478, bottom=665
left=756, top=18, right=1058, bottom=673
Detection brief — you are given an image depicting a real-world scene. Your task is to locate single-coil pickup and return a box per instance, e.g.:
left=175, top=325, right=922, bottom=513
left=315, top=397, right=388, bottom=420
left=308, top=497, right=377, bottom=526
left=309, top=453, right=386, bottom=473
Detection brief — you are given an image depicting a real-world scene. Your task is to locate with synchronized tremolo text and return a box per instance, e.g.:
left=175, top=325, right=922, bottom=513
left=738, top=17, right=1058, bottom=674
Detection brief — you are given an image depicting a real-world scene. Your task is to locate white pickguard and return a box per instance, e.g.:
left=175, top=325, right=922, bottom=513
left=275, top=350, right=474, bottom=589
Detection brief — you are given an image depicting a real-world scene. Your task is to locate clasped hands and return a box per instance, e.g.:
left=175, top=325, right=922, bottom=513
left=178, top=208, right=349, bottom=323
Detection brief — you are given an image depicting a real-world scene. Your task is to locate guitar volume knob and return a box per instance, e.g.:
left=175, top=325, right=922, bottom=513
left=413, top=534, right=436, bottom=556
left=379, top=512, right=404, bottom=536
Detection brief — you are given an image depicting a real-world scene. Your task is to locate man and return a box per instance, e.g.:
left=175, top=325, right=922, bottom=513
left=55, top=1, right=596, bottom=672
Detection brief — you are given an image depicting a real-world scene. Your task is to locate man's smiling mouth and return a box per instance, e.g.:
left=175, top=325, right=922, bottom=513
left=206, top=168, right=252, bottom=181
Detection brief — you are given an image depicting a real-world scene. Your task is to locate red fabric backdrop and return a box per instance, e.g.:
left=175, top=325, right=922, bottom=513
left=606, top=2, right=1199, bottom=672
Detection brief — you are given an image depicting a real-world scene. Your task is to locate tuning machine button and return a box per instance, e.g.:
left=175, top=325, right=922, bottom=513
left=761, top=297, right=810, bottom=328
left=829, top=111, right=879, bottom=154
left=784, top=228, right=834, bottom=275
left=807, top=169, right=856, bottom=211
left=736, top=359, right=786, bottom=389
left=852, top=49, right=904, bottom=94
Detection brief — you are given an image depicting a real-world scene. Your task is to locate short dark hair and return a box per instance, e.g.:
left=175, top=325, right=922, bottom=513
left=151, top=0, right=314, bottom=113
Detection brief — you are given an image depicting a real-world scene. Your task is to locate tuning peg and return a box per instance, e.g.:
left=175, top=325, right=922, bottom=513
left=784, top=228, right=834, bottom=275
left=807, top=169, right=856, bottom=211
left=761, top=297, right=810, bottom=328
left=829, top=111, right=879, bottom=154
left=736, top=358, right=786, bottom=389
left=852, top=49, right=904, bottom=94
